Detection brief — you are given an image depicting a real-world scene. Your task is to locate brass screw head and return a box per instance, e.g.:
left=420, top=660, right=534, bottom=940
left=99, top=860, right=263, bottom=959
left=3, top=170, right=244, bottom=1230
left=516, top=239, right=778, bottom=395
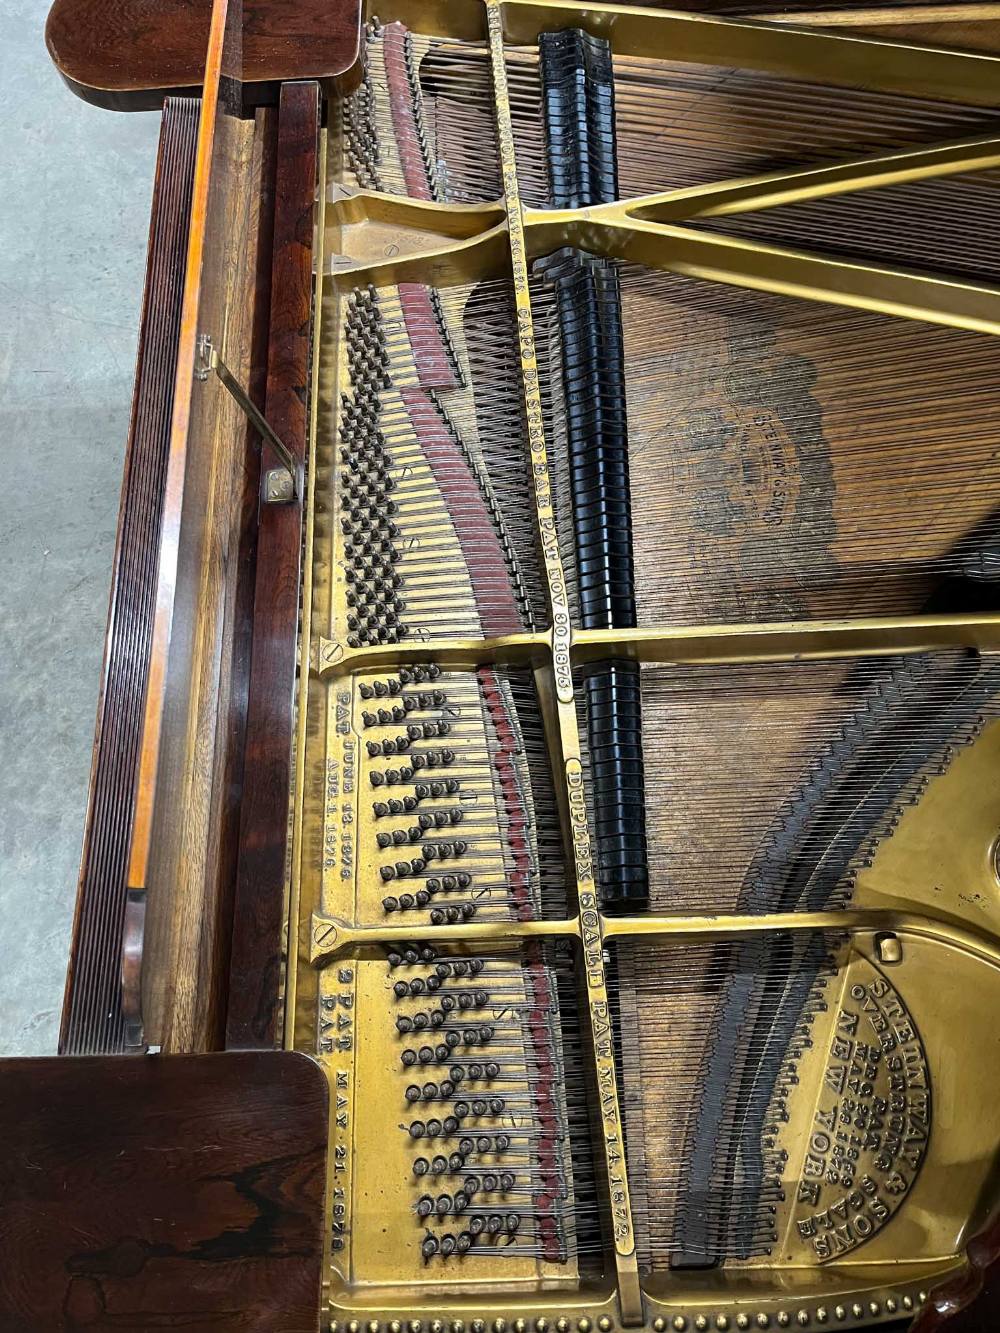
left=598, top=1319, right=612, bottom=1333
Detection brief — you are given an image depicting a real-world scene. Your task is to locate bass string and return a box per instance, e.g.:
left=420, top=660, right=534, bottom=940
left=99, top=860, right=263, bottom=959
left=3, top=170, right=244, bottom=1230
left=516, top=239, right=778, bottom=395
left=606, top=0, right=949, bottom=11
left=614, top=935, right=841, bottom=1269
left=528, top=263, right=1000, bottom=628
left=504, top=45, right=997, bottom=205
left=634, top=654, right=1000, bottom=914
left=618, top=267, right=1000, bottom=625
left=696, top=169, right=1000, bottom=286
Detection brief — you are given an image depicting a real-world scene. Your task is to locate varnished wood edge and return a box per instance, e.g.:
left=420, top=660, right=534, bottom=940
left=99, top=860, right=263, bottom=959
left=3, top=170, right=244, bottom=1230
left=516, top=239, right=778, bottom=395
left=44, top=0, right=360, bottom=113
left=226, top=81, right=321, bottom=1050
left=914, top=1211, right=1000, bottom=1329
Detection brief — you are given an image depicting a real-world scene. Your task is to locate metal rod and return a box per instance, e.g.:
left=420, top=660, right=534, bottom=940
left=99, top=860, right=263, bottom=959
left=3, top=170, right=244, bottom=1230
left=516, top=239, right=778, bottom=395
left=196, top=333, right=300, bottom=500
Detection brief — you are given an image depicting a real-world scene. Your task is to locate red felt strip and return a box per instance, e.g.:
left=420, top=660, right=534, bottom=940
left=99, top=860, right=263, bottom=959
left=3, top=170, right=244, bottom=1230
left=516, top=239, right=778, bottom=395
left=400, top=386, right=522, bottom=636
left=382, top=23, right=433, bottom=202
left=477, top=667, right=563, bottom=1261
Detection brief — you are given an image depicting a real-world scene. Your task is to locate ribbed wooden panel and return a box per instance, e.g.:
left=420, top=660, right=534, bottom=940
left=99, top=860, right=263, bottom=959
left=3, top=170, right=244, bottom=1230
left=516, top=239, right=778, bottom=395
left=60, top=97, right=199, bottom=1055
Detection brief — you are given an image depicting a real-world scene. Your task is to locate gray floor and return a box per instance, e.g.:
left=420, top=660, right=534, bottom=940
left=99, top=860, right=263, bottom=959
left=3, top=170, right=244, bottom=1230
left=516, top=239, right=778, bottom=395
left=0, top=2, right=161, bottom=1054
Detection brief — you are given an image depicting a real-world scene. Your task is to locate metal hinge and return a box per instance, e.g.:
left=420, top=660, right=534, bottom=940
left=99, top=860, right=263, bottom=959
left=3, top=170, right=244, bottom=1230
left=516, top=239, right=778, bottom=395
left=195, top=333, right=299, bottom=504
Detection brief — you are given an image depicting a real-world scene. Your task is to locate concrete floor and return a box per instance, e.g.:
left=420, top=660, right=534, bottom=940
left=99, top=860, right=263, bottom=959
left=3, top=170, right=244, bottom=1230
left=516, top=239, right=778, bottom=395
left=0, top=2, right=161, bottom=1054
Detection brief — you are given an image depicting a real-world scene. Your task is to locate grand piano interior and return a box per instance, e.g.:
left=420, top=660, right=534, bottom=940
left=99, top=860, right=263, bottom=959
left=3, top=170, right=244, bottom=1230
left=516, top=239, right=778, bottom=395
left=6, top=1, right=1000, bottom=1330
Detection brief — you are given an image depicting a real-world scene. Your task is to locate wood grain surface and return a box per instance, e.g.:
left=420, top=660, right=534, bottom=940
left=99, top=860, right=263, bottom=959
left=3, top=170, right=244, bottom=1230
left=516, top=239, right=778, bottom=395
left=0, top=1051, right=328, bottom=1331
left=45, top=0, right=362, bottom=110
left=136, top=65, right=273, bottom=1052
left=60, top=99, right=199, bottom=1057
left=226, top=82, right=320, bottom=1050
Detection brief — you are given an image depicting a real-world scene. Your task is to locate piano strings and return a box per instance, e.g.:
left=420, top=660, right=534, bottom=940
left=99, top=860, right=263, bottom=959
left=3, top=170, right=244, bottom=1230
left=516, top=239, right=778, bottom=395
left=386, top=939, right=603, bottom=1271
left=340, top=21, right=502, bottom=203
left=335, top=275, right=545, bottom=646
left=506, top=46, right=999, bottom=205
left=316, top=7, right=1000, bottom=1296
